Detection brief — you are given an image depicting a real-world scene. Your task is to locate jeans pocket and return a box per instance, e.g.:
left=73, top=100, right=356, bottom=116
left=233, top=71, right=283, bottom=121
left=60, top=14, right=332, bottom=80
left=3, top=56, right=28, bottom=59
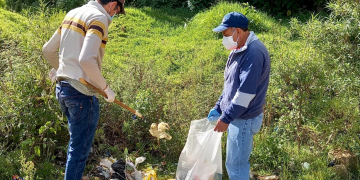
left=251, top=114, right=263, bottom=135
left=64, top=98, right=83, bottom=121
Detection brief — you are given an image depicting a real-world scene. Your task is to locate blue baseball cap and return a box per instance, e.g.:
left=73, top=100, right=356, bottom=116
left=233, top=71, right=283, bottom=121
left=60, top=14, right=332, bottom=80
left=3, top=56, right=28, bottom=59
left=213, top=12, right=249, bottom=32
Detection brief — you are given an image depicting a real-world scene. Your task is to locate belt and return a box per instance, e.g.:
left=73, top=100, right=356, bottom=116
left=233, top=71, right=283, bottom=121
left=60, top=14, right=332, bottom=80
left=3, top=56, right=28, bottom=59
left=56, top=80, right=70, bottom=86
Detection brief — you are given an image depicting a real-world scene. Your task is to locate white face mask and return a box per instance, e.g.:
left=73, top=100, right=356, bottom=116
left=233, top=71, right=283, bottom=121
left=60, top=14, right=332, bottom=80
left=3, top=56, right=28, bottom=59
left=110, top=13, right=116, bottom=20
left=222, top=29, right=238, bottom=50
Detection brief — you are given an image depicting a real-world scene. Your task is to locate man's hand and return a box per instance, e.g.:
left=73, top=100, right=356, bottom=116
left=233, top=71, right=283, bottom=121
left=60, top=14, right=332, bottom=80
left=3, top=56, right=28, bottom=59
left=207, top=108, right=221, bottom=121
left=103, top=85, right=116, bottom=102
left=48, top=68, right=57, bottom=83
left=214, top=119, right=229, bottom=132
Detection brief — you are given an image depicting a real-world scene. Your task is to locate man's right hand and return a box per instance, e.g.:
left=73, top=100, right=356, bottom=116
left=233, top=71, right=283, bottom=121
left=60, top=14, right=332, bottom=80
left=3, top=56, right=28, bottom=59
left=207, top=108, right=221, bottom=121
left=103, top=85, right=116, bottom=102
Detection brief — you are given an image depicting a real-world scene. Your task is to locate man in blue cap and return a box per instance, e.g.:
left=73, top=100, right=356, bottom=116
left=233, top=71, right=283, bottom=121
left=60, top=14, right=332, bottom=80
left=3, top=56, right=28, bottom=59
left=207, top=12, right=271, bottom=180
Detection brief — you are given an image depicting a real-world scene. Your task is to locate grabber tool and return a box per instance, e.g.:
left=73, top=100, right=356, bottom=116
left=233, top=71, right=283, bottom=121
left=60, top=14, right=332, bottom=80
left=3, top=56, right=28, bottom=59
left=79, top=78, right=143, bottom=119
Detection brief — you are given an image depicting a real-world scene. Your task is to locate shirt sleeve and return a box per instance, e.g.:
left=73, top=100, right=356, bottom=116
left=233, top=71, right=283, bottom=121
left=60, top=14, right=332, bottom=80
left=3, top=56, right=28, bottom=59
left=79, top=16, right=108, bottom=90
left=42, top=26, right=61, bottom=70
left=213, top=91, right=224, bottom=114
left=220, top=51, right=263, bottom=124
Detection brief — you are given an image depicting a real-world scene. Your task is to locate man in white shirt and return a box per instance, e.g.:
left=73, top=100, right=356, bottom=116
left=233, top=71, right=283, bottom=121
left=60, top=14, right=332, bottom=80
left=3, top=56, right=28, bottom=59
left=42, top=0, right=125, bottom=179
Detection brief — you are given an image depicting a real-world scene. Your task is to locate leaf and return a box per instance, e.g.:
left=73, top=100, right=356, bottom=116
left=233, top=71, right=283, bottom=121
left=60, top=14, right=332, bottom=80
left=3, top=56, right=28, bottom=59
left=21, top=139, right=33, bottom=145
left=35, top=146, right=41, bottom=156
left=50, top=127, right=56, bottom=134
left=124, top=148, right=128, bottom=156
left=39, top=126, right=46, bottom=134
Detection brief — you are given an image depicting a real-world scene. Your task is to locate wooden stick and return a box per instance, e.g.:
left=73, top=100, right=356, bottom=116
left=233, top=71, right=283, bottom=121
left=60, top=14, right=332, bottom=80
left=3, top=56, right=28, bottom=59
left=79, top=78, right=143, bottom=118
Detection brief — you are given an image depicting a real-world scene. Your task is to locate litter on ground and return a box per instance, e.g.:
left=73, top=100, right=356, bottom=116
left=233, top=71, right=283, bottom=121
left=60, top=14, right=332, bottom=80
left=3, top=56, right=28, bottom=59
left=149, top=122, right=172, bottom=140
left=92, top=156, right=157, bottom=180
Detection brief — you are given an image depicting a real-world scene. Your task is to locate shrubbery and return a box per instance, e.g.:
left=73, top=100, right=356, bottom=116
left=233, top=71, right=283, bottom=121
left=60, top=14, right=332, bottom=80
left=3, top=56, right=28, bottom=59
left=5, top=0, right=329, bottom=16
left=0, top=0, right=5, bottom=8
left=126, top=0, right=330, bottom=15
left=0, top=6, right=67, bottom=179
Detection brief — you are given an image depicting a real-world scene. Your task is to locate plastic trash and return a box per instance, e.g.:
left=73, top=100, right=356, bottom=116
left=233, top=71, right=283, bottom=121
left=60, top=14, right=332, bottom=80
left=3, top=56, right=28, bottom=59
left=126, top=173, right=135, bottom=180
left=97, top=166, right=111, bottom=179
left=100, top=158, right=112, bottom=168
left=131, top=170, right=143, bottom=180
left=176, top=118, right=223, bottom=180
left=100, top=157, right=116, bottom=168
left=111, top=159, right=126, bottom=180
left=143, top=167, right=157, bottom=180
left=149, top=122, right=172, bottom=140
left=135, top=157, right=146, bottom=168
left=98, top=157, right=117, bottom=179
left=126, top=159, right=144, bottom=180
left=112, top=159, right=126, bottom=172
left=258, top=175, right=280, bottom=180
left=302, top=162, right=310, bottom=170
left=126, top=160, right=136, bottom=170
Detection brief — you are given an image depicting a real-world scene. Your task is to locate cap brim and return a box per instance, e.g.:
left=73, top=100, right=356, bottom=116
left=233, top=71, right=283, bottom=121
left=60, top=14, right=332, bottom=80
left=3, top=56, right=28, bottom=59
left=212, top=25, right=229, bottom=32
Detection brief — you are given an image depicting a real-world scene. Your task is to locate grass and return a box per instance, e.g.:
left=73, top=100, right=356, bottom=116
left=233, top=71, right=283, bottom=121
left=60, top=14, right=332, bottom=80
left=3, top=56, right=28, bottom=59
left=1, top=1, right=359, bottom=179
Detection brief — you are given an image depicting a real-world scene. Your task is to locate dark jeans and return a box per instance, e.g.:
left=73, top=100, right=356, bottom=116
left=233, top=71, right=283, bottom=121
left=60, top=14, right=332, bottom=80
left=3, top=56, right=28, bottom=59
left=56, top=81, right=99, bottom=180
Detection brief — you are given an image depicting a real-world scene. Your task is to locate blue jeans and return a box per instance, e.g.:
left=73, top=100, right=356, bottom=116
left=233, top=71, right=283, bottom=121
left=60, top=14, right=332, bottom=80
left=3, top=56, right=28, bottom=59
left=56, top=81, right=100, bottom=180
left=226, top=113, right=263, bottom=180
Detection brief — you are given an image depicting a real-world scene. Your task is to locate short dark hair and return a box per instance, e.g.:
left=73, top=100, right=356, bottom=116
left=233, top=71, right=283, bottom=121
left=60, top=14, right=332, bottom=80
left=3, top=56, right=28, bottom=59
left=231, top=27, right=248, bottom=32
left=239, top=27, right=248, bottom=32
left=98, top=0, right=125, bottom=14
left=98, top=0, right=112, bottom=5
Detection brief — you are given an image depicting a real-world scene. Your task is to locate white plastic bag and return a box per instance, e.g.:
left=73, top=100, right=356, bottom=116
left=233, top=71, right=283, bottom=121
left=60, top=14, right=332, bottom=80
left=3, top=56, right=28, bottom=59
left=176, top=118, right=223, bottom=180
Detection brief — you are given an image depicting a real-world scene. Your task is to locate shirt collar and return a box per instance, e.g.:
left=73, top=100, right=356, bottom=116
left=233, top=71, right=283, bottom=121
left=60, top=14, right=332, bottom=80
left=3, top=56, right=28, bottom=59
left=233, top=31, right=258, bottom=53
left=85, top=1, right=112, bottom=24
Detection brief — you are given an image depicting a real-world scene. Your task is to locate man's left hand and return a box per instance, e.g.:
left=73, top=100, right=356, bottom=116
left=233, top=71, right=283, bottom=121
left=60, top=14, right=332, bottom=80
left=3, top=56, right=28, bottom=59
left=48, top=68, right=57, bottom=83
left=214, top=119, right=229, bottom=132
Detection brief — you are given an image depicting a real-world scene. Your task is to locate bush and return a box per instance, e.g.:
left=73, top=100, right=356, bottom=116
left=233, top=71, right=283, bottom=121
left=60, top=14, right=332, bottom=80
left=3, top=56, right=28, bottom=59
left=127, top=0, right=330, bottom=15
left=4, top=0, right=330, bottom=16
left=125, top=0, right=218, bottom=11
left=0, top=6, right=68, bottom=179
left=126, top=0, right=182, bottom=8
left=242, top=0, right=329, bottom=16
left=0, top=150, right=22, bottom=179
left=0, top=0, right=6, bottom=8
left=55, top=0, right=86, bottom=12
left=5, top=0, right=85, bottom=12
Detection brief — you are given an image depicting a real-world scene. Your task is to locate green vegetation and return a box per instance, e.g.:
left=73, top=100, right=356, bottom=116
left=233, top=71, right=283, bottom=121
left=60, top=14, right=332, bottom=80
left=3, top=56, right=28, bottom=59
left=0, top=0, right=359, bottom=179
left=4, top=0, right=329, bottom=15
